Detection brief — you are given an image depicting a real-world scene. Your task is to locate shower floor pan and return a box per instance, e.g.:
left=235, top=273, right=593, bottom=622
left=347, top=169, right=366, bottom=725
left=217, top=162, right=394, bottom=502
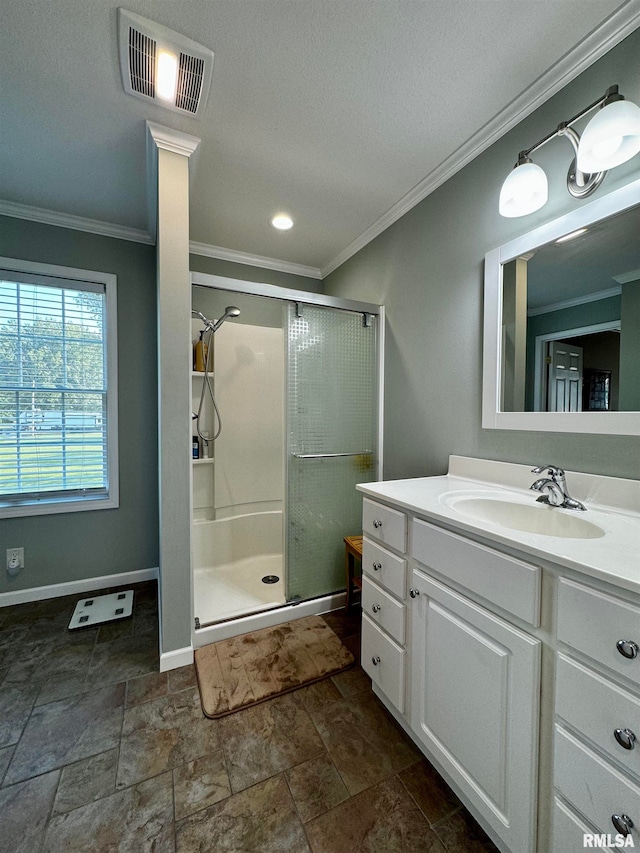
left=194, top=554, right=285, bottom=624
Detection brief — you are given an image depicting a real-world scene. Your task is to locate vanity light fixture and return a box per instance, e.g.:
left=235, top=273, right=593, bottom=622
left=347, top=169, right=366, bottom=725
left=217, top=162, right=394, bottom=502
left=270, top=213, right=294, bottom=231
left=499, top=85, right=640, bottom=218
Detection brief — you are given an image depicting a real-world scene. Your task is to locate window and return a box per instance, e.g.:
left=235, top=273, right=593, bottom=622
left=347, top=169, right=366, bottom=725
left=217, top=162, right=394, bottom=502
left=0, top=258, right=118, bottom=517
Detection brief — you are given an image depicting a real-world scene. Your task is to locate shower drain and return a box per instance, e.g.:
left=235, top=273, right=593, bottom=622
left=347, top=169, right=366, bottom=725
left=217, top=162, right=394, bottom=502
left=262, top=575, right=280, bottom=584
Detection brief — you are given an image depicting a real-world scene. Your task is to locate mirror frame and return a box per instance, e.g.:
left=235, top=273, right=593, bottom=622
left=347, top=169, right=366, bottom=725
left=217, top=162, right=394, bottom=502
left=483, top=177, right=640, bottom=435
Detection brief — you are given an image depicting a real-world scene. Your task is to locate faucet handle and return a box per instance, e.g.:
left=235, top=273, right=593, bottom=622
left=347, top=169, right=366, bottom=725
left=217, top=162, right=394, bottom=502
left=531, top=465, right=565, bottom=479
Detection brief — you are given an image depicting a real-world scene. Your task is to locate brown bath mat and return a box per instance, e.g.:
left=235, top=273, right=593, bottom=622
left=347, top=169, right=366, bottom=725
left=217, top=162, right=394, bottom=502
left=194, top=614, right=354, bottom=718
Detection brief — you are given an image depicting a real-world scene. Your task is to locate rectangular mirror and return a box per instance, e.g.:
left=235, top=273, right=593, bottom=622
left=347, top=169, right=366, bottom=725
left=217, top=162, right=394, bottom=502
left=483, top=178, right=640, bottom=435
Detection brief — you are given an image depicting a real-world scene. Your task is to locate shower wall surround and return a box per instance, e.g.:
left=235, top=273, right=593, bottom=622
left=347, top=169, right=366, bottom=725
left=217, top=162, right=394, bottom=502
left=323, top=29, right=640, bottom=482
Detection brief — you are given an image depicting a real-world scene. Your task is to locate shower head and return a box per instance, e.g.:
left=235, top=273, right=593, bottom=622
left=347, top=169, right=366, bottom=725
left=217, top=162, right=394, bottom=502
left=212, top=306, right=241, bottom=332
left=191, top=306, right=240, bottom=333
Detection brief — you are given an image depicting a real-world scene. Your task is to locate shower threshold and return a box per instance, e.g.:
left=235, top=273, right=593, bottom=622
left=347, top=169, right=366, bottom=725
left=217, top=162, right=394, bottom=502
left=193, top=590, right=347, bottom=646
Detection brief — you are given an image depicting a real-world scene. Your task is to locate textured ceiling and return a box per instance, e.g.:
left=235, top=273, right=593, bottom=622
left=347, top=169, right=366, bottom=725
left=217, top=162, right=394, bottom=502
left=1, top=0, right=633, bottom=274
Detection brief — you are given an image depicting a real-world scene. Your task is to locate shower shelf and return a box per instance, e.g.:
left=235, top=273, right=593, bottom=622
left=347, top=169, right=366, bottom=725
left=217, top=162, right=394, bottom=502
left=192, top=458, right=214, bottom=465
left=191, top=371, right=214, bottom=377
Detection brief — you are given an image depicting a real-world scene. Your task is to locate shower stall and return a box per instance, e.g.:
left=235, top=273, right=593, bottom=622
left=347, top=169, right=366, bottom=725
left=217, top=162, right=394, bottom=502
left=190, top=273, right=383, bottom=644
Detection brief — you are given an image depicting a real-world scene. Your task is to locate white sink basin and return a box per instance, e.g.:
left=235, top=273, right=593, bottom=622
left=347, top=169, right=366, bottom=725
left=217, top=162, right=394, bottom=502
left=444, top=495, right=605, bottom=539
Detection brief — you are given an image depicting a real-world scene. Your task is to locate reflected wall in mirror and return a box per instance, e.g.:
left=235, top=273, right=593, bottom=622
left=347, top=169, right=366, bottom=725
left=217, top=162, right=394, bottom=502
left=501, top=204, right=640, bottom=413
left=483, top=178, right=640, bottom=435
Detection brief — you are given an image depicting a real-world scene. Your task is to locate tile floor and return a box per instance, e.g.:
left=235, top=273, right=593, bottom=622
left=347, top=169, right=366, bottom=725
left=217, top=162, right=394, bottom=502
left=0, top=581, right=500, bottom=852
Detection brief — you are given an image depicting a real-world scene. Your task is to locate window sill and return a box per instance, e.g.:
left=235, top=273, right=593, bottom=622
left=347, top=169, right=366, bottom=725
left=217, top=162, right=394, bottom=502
left=0, top=494, right=119, bottom=520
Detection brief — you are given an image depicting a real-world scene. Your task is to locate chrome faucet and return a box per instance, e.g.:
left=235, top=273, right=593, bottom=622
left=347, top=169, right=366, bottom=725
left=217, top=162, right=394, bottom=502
left=530, top=466, right=586, bottom=511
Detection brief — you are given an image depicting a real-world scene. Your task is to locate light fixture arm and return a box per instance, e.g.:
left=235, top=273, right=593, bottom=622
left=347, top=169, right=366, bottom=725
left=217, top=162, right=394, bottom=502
left=558, top=124, right=607, bottom=198
left=518, top=85, right=621, bottom=163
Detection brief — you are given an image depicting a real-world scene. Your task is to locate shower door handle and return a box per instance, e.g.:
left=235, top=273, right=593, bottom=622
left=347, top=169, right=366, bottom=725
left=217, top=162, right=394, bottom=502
left=291, top=450, right=374, bottom=459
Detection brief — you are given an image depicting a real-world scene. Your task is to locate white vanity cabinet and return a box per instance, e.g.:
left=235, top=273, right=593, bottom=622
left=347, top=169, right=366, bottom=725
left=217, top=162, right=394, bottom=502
left=409, top=522, right=541, bottom=853
left=361, top=498, right=409, bottom=713
left=360, top=497, right=542, bottom=853
left=410, top=571, right=541, bottom=853
left=357, top=459, right=640, bottom=853
left=552, top=578, right=640, bottom=850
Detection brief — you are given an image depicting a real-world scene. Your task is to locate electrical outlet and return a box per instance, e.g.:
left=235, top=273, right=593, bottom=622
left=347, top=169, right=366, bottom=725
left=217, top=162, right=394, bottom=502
left=6, top=547, right=24, bottom=576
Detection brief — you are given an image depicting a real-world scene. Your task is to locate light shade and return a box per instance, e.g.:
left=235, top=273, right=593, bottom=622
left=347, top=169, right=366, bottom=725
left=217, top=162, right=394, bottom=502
left=577, top=99, right=640, bottom=173
left=499, top=162, right=548, bottom=218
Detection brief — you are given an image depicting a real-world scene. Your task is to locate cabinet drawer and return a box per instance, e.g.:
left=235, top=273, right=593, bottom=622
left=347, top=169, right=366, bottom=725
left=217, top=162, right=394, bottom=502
left=554, top=725, right=640, bottom=844
left=362, top=498, right=407, bottom=553
left=362, top=576, right=406, bottom=645
left=557, top=578, right=640, bottom=689
left=362, top=614, right=405, bottom=712
left=556, top=654, right=640, bottom=778
left=551, top=797, right=597, bottom=853
left=412, top=518, right=541, bottom=626
left=362, top=536, right=407, bottom=600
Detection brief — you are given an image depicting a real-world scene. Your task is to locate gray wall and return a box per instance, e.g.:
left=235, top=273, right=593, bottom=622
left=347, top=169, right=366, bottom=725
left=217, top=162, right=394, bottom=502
left=324, top=30, right=640, bottom=481
left=189, top=254, right=323, bottom=293
left=193, top=288, right=284, bottom=330
left=620, top=283, right=640, bottom=412
left=0, top=216, right=159, bottom=593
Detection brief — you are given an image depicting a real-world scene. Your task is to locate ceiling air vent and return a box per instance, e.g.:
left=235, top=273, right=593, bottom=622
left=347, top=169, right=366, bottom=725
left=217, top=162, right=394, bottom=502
left=176, top=53, right=206, bottom=115
left=118, top=9, right=213, bottom=119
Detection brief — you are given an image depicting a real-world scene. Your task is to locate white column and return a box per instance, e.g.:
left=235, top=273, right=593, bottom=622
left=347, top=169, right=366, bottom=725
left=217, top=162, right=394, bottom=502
left=147, top=121, right=200, bottom=668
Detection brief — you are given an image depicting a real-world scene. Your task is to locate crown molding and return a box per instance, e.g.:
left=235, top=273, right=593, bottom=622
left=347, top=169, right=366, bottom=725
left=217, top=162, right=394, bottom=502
left=0, top=199, right=322, bottom=278
left=613, top=267, right=640, bottom=284
left=189, top=240, right=322, bottom=280
left=321, top=1, right=640, bottom=278
left=527, top=285, right=622, bottom=317
left=0, top=199, right=153, bottom=245
left=146, top=121, right=201, bottom=157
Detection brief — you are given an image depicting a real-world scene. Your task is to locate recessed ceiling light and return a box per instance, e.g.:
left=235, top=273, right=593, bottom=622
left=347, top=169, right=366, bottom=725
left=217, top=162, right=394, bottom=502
left=555, top=228, right=588, bottom=244
left=271, top=214, right=294, bottom=231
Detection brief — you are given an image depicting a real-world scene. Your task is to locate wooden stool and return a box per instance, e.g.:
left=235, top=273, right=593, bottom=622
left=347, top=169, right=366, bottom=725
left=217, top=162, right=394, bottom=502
left=344, top=535, right=363, bottom=610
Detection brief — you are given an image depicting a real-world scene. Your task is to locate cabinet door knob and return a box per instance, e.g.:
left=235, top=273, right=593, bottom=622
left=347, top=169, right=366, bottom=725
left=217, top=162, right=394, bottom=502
left=372, top=604, right=381, bottom=613
left=371, top=655, right=381, bottom=666
left=372, top=519, right=382, bottom=528
left=616, top=639, right=639, bottom=659
left=409, top=588, right=420, bottom=598
left=614, top=728, right=636, bottom=750
left=372, top=562, right=381, bottom=571
left=611, top=814, right=634, bottom=836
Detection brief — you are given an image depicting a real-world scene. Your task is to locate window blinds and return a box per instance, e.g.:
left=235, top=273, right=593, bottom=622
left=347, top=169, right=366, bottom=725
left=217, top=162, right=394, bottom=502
left=0, top=273, right=109, bottom=504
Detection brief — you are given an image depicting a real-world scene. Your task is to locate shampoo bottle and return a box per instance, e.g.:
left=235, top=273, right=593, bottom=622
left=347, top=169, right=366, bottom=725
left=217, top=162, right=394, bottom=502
left=194, top=331, right=208, bottom=372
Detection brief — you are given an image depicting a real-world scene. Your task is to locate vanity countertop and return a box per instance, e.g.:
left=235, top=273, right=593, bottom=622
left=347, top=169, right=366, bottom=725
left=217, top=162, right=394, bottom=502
left=357, top=456, right=640, bottom=595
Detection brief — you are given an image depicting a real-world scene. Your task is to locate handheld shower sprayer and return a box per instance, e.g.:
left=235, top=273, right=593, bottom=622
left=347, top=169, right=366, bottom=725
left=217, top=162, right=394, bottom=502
left=191, top=306, right=241, bottom=333
left=190, top=305, right=241, bottom=441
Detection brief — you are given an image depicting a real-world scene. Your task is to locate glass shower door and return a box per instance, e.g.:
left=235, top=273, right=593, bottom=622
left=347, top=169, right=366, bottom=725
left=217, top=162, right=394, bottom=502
left=286, top=303, right=379, bottom=602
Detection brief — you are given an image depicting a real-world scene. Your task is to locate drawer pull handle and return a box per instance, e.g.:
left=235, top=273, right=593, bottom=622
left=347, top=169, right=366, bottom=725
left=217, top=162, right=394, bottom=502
left=371, top=656, right=381, bottom=666
left=409, top=588, right=420, bottom=598
left=611, top=814, right=634, bottom=836
left=614, top=728, right=637, bottom=750
left=372, top=604, right=381, bottom=613
left=372, top=519, right=383, bottom=529
left=616, top=639, right=639, bottom=659
left=372, top=562, right=382, bottom=571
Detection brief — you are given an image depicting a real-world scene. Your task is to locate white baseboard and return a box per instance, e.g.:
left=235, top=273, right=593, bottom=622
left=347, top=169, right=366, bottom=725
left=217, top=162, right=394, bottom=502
left=0, top=567, right=159, bottom=608
left=160, top=645, right=194, bottom=672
